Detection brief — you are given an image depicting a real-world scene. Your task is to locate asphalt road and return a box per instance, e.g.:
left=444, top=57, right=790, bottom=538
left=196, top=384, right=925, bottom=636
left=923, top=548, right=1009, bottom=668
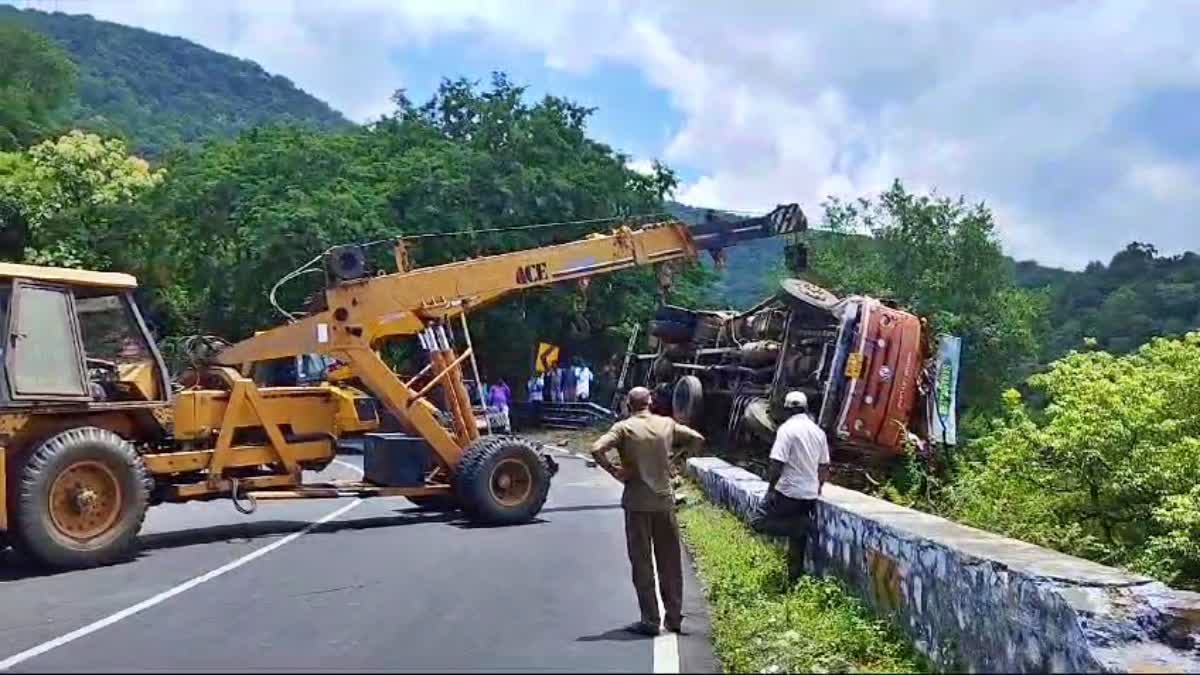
left=0, top=448, right=715, bottom=673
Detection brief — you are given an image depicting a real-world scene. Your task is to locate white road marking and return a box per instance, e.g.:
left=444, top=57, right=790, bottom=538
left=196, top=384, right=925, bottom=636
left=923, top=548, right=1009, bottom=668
left=0, top=459, right=369, bottom=671
left=654, top=631, right=680, bottom=674
left=332, top=458, right=365, bottom=477
left=652, top=559, right=681, bottom=674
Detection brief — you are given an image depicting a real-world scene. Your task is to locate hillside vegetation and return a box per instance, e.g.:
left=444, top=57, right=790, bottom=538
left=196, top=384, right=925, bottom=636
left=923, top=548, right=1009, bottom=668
left=0, top=5, right=350, bottom=156
left=0, top=66, right=711, bottom=386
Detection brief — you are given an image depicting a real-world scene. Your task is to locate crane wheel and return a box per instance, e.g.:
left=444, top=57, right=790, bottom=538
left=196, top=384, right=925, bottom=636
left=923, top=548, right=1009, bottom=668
left=455, top=436, right=550, bottom=525
left=13, top=427, right=151, bottom=569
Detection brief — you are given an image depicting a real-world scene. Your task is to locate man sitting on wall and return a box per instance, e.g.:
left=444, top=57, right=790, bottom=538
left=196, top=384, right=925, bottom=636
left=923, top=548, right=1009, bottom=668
left=750, top=390, right=830, bottom=582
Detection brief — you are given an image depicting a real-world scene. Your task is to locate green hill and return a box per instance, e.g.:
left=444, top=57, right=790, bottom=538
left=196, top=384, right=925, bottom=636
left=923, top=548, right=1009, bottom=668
left=0, top=5, right=351, bottom=156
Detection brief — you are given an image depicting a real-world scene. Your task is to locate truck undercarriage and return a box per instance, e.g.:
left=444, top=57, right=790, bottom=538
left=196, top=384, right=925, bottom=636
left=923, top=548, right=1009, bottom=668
left=620, top=278, right=959, bottom=486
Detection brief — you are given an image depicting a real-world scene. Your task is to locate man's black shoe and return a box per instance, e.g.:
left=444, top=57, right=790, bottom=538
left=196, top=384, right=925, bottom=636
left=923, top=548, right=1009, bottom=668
left=665, top=622, right=685, bottom=634
left=624, top=621, right=661, bottom=637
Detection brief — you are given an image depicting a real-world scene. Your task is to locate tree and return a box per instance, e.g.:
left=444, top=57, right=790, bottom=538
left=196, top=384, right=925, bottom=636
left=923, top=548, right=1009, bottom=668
left=795, top=180, right=1047, bottom=410
left=946, top=333, right=1200, bottom=589
left=0, top=130, right=162, bottom=265
left=0, top=21, right=77, bottom=149
left=109, top=74, right=702, bottom=389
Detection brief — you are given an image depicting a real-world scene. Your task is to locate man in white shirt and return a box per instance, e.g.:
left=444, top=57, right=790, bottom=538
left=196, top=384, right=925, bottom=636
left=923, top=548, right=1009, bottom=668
left=750, top=390, right=830, bottom=582
left=574, top=362, right=594, bottom=401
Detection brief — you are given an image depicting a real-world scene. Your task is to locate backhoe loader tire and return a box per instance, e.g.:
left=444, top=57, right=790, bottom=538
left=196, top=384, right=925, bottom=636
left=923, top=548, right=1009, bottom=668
left=13, top=427, right=150, bottom=569
left=455, top=436, right=550, bottom=526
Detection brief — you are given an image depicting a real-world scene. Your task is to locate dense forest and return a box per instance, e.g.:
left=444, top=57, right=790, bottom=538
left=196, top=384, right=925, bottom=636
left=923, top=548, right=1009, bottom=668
left=1024, top=244, right=1200, bottom=357
left=0, top=6, right=349, bottom=156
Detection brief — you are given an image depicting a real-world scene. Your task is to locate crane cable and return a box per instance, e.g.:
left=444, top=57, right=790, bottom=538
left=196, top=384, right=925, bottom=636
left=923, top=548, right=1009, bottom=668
left=265, top=210, right=682, bottom=321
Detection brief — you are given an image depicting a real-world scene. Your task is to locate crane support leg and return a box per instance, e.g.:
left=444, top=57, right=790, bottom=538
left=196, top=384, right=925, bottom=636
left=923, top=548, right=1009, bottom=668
left=435, top=326, right=479, bottom=442
left=428, top=348, right=468, bottom=443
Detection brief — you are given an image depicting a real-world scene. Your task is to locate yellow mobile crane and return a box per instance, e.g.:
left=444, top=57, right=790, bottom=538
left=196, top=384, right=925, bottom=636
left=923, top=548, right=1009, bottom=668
left=0, top=204, right=804, bottom=568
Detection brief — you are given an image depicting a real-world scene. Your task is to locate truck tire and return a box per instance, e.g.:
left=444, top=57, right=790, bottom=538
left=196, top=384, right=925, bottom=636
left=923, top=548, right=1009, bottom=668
left=650, top=320, right=693, bottom=343
left=455, top=436, right=550, bottom=525
left=672, top=375, right=704, bottom=425
left=13, top=427, right=151, bottom=569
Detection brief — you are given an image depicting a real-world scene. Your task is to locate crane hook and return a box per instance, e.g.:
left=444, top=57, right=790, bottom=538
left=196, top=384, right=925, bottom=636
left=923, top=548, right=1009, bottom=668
left=230, top=479, right=258, bottom=515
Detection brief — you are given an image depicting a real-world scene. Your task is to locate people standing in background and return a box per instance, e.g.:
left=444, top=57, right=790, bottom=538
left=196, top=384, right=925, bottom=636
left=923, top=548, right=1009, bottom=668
left=575, top=360, right=594, bottom=402
left=549, top=364, right=563, bottom=403
left=488, top=377, right=512, bottom=432
left=599, top=360, right=618, bottom=409
left=527, top=372, right=544, bottom=426
left=563, top=359, right=577, bottom=402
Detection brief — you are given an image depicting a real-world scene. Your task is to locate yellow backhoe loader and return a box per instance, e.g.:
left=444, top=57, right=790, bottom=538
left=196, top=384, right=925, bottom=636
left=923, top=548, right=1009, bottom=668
left=0, top=204, right=804, bottom=569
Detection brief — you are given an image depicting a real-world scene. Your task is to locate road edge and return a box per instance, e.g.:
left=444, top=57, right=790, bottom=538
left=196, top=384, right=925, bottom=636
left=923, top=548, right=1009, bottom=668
left=679, top=538, right=719, bottom=673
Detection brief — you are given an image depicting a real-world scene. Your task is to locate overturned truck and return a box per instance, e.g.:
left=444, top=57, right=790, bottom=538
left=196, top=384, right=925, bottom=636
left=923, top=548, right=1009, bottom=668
left=622, top=279, right=961, bottom=482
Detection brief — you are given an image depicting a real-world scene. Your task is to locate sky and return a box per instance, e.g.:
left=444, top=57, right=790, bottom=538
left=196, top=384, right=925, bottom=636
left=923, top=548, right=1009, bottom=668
left=10, top=0, right=1200, bottom=269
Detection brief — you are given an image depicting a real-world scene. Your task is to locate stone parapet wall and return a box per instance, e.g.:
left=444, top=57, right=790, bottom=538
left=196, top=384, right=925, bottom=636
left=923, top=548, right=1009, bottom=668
left=686, top=457, right=1200, bottom=673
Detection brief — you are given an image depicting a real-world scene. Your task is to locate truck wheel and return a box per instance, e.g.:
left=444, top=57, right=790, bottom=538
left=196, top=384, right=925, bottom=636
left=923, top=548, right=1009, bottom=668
left=13, top=427, right=150, bottom=569
left=455, top=436, right=550, bottom=525
left=672, top=375, right=704, bottom=425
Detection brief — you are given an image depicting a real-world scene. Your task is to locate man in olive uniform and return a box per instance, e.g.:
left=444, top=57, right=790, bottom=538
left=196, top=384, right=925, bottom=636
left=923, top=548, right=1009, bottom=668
left=591, top=386, right=705, bottom=636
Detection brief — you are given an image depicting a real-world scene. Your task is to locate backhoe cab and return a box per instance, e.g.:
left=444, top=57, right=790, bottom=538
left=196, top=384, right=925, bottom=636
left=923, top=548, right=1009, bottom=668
left=0, top=264, right=382, bottom=569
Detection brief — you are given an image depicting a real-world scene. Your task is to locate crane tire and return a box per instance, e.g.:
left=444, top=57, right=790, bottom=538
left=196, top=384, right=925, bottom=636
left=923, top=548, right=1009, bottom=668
left=13, top=427, right=150, bottom=569
left=455, top=436, right=550, bottom=525
left=672, top=376, right=704, bottom=425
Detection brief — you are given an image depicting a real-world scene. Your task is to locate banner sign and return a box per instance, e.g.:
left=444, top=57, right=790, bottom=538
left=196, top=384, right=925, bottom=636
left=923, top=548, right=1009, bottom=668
left=928, top=334, right=961, bottom=446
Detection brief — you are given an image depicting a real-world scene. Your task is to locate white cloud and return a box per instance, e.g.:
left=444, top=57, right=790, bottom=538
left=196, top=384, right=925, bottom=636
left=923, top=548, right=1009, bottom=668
left=1127, top=162, right=1199, bottom=204
left=21, top=0, right=1200, bottom=268
left=625, top=158, right=655, bottom=176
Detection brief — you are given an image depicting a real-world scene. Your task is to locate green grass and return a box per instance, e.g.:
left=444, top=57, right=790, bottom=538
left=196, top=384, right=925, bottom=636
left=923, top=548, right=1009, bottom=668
left=678, top=485, right=925, bottom=673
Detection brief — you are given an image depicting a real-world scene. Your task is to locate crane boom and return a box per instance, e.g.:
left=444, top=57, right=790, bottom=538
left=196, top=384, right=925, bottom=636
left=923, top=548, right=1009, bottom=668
left=212, top=203, right=806, bottom=472
left=215, top=204, right=805, bottom=366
